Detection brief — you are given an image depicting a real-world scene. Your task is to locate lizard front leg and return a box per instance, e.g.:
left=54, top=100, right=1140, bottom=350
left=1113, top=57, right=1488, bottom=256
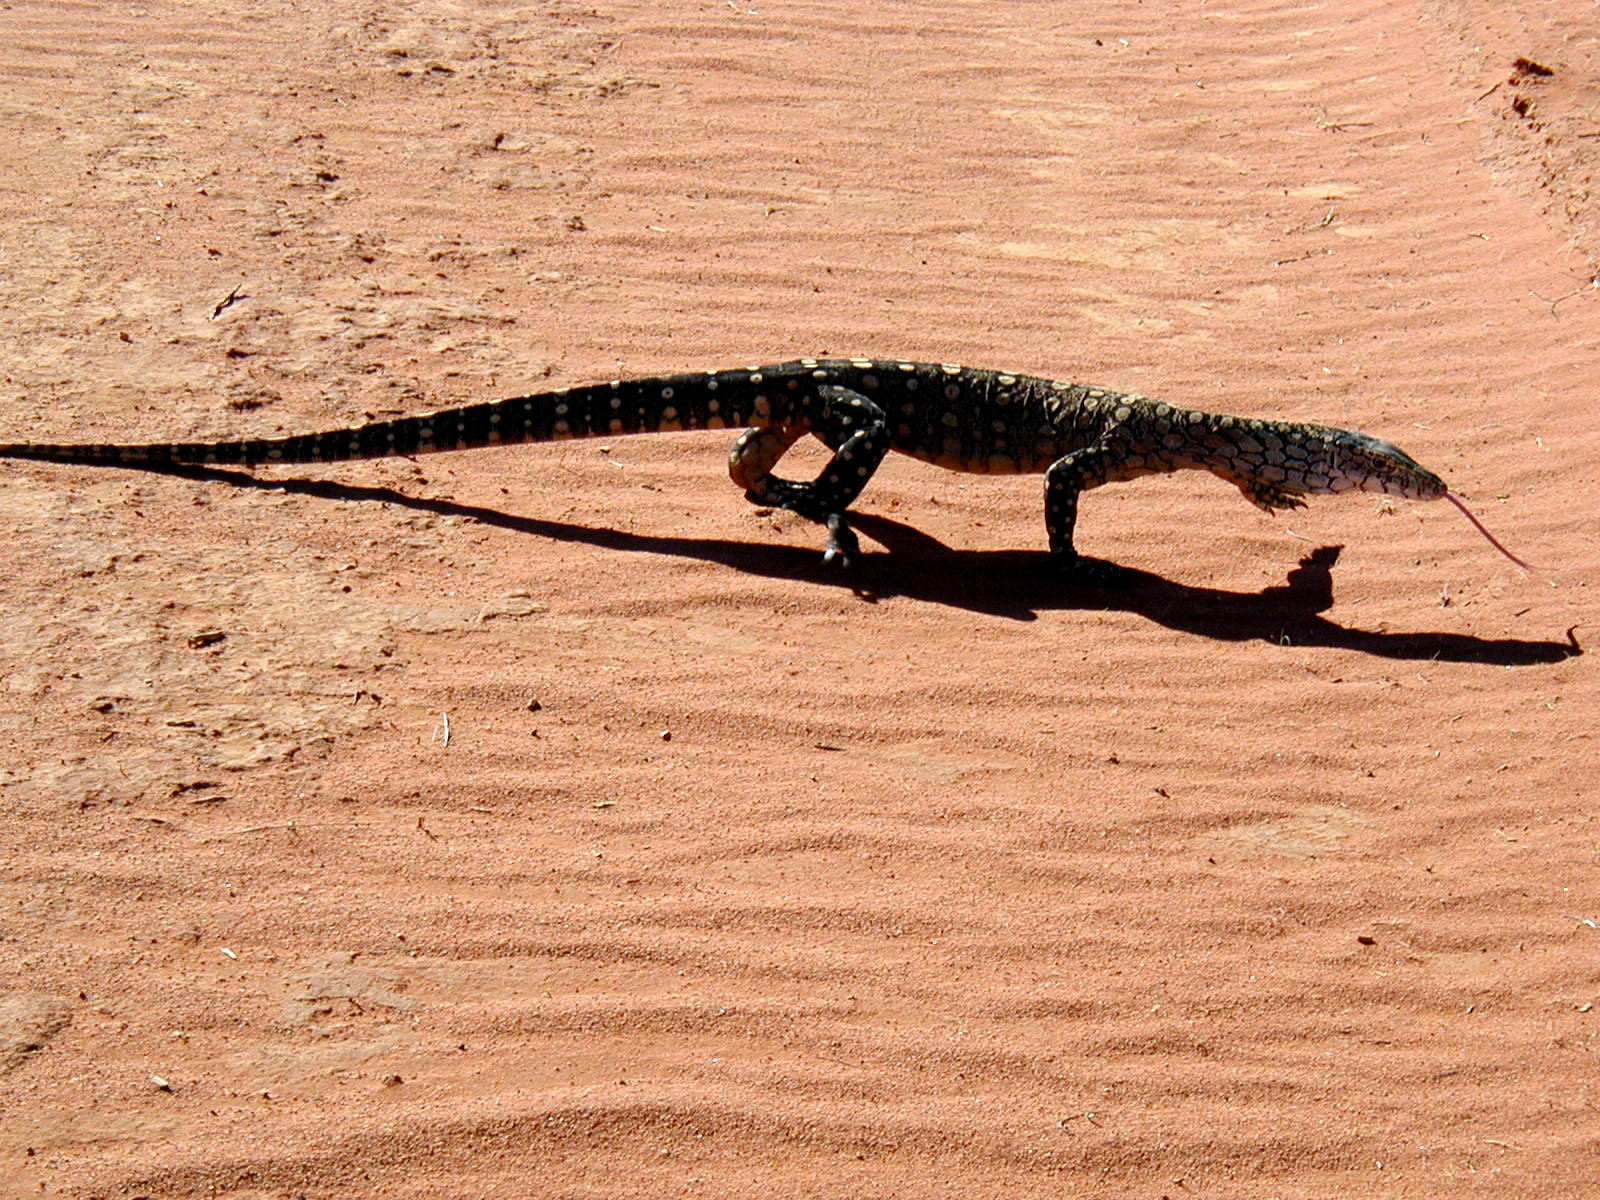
left=727, top=385, right=890, bottom=568
left=1236, top=477, right=1308, bottom=513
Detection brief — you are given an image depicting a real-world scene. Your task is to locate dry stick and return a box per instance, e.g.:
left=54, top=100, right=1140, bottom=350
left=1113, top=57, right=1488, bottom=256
left=210, top=282, right=246, bottom=319
left=218, top=822, right=302, bottom=837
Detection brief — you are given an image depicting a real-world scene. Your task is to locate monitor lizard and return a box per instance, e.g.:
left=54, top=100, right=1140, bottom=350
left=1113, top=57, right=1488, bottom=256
left=0, top=357, right=1530, bottom=575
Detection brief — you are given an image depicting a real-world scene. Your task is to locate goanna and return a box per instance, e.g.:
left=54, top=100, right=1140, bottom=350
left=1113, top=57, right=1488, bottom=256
left=0, top=357, right=1525, bottom=574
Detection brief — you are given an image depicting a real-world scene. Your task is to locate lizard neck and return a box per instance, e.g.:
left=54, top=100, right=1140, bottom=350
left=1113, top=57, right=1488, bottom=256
left=1098, top=400, right=1314, bottom=485
left=1186, top=409, right=1342, bottom=491
left=1145, top=405, right=1444, bottom=499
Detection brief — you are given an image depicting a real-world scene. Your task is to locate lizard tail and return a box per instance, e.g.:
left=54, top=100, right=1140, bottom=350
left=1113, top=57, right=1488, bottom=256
left=0, top=369, right=786, bottom=469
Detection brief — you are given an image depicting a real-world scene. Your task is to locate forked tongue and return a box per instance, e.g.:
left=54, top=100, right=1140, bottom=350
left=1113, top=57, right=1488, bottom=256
left=1444, top=492, right=1541, bottom=572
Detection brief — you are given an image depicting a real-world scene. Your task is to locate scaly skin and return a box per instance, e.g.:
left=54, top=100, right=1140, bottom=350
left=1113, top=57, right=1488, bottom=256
left=0, top=358, right=1452, bottom=573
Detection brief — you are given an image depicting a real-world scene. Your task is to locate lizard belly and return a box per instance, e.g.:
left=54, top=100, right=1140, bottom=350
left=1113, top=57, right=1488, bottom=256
left=890, top=436, right=1058, bottom=476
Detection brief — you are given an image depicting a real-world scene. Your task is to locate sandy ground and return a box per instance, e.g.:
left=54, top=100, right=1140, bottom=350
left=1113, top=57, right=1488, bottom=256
left=1, top=1, right=1597, bottom=1196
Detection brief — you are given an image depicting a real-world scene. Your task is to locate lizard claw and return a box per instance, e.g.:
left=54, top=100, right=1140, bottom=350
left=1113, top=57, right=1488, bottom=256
left=1240, top=480, right=1309, bottom=513
left=747, top=485, right=859, bottom=567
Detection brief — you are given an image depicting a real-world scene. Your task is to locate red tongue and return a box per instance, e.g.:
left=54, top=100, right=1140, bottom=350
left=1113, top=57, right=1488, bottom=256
left=1444, top=492, right=1541, bottom=572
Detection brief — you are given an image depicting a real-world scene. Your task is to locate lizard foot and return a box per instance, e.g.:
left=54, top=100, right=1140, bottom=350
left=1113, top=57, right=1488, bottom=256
left=1051, top=552, right=1131, bottom=588
left=821, top=513, right=860, bottom=569
left=746, top=480, right=814, bottom=513
left=1239, top=480, right=1309, bottom=513
left=745, top=484, right=859, bottom=568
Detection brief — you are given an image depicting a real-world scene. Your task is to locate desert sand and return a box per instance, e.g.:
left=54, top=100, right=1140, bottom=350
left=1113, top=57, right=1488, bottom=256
left=1, top=1, right=1596, bottom=1196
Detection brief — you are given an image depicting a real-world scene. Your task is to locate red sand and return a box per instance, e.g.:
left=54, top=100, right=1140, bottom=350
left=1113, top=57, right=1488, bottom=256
left=1, top=2, right=1595, bottom=1196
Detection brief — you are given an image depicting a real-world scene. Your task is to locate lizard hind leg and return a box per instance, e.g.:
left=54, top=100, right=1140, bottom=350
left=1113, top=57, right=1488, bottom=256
left=727, top=385, right=890, bottom=568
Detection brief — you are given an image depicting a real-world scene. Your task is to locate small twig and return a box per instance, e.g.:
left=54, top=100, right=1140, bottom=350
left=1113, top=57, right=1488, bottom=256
left=210, top=282, right=247, bottom=319
left=439, top=712, right=452, bottom=747
left=1528, top=276, right=1599, bottom=316
left=1273, top=248, right=1330, bottom=267
left=1317, top=118, right=1376, bottom=132
left=219, top=822, right=301, bottom=837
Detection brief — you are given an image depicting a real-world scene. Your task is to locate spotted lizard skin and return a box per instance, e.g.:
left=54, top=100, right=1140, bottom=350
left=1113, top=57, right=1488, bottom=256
left=0, top=357, right=1448, bottom=571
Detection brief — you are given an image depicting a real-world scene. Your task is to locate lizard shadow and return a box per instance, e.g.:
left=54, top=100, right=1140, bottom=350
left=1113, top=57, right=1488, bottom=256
left=153, top=464, right=1578, bottom=666
left=847, top=513, right=1580, bottom=664
left=848, top=515, right=1577, bottom=664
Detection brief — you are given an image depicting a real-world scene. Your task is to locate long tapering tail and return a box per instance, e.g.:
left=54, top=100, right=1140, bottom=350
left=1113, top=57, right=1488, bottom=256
left=0, top=366, right=794, bottom=469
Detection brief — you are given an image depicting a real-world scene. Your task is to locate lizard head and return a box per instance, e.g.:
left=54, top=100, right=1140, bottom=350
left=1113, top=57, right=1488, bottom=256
left=1324, top=429, right=1448, bottom=500
left=1329, top=428, right=1541, bottom=570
